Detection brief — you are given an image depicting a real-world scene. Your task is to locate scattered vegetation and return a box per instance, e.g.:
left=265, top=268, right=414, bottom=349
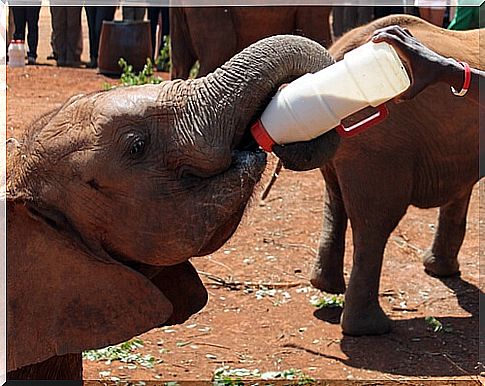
left=101, top=35, right=200, bottom=90
left=119, top=58, right=163, bottom=86
left=103, top=58, right=164, bottom=90
left=310, top=293, right=345, bottom=309
left=82, top=338, right=158, bottom=369
left=425, top=316, right=453, bottom=333
left=213, top=367, right=255, bottom=386
left=155, top=35, right=171, bottom=73
left=213, top=367, right=315, bottom=386
left=189, top=60, right=200, bottom=79
left=425, top=316, right=443, bottom=332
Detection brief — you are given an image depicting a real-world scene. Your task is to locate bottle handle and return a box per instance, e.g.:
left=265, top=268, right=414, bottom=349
left=335, top=104, right=389, bottom=138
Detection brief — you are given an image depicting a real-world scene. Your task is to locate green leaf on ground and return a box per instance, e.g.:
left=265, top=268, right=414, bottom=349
left=83, top=338, right=156, bottom=368
left=310, top=293, right=344, bottom=308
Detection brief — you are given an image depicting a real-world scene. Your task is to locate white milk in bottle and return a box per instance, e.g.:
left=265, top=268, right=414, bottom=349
left=251, top=41, right=411, bottom=151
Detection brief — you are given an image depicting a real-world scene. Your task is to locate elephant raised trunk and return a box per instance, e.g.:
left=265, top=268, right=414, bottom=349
left=197, top=35, right=341, bottom=171
left=200, top=35, right=336, bottom=150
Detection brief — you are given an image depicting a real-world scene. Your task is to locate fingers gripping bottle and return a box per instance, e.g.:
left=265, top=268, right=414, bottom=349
left=251, top=41, right=411, bottom=152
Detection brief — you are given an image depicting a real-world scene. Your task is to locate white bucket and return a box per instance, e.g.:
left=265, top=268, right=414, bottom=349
left=251, top=41, right=411, bottom=151
left=8, top=40, right=25, bottom=68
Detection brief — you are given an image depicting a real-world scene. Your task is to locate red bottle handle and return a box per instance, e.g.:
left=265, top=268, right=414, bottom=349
left=335, top=104, right=389, bottom=138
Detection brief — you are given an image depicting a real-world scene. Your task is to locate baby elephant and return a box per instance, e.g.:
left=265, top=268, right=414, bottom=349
left=6, top=35, right=339, bottom=380
left=308, top=16, right=479, bottom=335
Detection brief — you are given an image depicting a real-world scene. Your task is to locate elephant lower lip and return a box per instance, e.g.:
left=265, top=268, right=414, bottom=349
left=196, top=150, right=266, bottom=257
left=196, top=206, right=245, bottom=257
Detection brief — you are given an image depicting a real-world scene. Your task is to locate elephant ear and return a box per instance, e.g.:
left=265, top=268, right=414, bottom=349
left=7, top=201, right=173, bottom=372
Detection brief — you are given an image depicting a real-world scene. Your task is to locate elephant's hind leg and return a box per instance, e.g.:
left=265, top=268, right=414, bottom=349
left=311, top=166, right=347, bottom=294
left=423, top=189, right=473, bottom=277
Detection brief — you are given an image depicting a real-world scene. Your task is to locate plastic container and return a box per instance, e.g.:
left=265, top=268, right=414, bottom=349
left=251, top=41, right=411, bottom=151
left=98, top=21, right=152, bottom=75
left=8, top=40, right=25, bottom=68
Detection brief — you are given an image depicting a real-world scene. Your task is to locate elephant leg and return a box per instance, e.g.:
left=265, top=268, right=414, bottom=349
left=173, top=46, right=196, bottom=79
left=342, top=210, right=407, bottom=336
left=7, top=353, right=83, bottom=380
left=339, top=167, right=410, bottom=336
left=187, top=7, right=236, bottom=77
left=423, top=189, right=473, bottom=277
left=295, top=6, right=333, bottom=47
left=170, top=8, right=196, bottom=79
left=198, top=53, right=231, bottom=78
left=311, top=166, right=347, bottom=294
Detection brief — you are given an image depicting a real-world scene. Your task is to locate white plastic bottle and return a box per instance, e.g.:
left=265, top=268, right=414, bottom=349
left=8, top=40, right=25, bottom=68
left=251, top=41, right=411, bottom=151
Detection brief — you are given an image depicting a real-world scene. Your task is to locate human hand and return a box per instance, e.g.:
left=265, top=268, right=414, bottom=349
left=370, top=25, right=462, bottom=101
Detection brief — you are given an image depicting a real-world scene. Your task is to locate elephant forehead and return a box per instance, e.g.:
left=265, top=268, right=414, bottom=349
left=93, top=84, right=177, bottom=120
left=96, top=87, right=157, bottom=116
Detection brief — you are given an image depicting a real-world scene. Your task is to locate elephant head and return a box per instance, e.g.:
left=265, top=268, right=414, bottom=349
left=6, top=35, right=338, bottom=371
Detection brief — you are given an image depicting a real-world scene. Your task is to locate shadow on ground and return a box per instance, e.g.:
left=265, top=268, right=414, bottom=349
left=291, top=275, right=482, bottom=377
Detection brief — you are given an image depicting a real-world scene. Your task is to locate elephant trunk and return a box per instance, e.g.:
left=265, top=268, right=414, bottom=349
left=198, top=35, right=335, bottom=149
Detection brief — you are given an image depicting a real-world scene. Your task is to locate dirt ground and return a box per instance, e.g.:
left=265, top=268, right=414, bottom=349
left=6, top=7, right=483, bottom=385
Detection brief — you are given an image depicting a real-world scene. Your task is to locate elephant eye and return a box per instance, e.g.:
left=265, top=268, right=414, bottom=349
left=129, top=137, right=146, bottom=159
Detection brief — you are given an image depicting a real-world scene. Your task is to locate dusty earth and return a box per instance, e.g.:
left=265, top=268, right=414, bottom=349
left=5, top=7, right=483, bottom=385
left=7, top=64, right=483, bottom=386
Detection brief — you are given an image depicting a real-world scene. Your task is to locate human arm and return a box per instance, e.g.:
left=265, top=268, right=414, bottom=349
left=371, top=25, right=483, bottom=106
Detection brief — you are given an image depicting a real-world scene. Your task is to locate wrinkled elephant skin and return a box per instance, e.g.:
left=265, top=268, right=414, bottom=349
left=6, top=35, right=338, bottom=379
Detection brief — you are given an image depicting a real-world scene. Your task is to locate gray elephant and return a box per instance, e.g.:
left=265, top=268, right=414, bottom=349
left=6, top=35, right=339, bottom=380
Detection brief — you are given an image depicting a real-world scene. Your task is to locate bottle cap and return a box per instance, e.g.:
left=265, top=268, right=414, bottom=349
left=250, top=120, right=276, bottom=152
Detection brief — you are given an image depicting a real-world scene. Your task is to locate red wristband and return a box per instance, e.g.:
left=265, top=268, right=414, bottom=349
left=451, top=61, right=471, bottom=97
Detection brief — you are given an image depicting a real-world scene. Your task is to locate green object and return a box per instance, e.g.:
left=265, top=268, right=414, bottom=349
left=425, top=316, right=443, bottom=332
left=82, top=338, right=157, bottom=368
left=119, top=57, right=163, bottom=86
left=448, top=1, right=484, bottom=30
left=310, top=293, right=345, bottom=309
left=155, top=35, right=171, bottom=73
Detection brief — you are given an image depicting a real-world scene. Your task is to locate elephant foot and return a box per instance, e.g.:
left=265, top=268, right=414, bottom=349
left=423, top=250, right=460, bottom=278
left=341, top=304, right=391, bottom=336
left=310, top=265, right=346, bottom=294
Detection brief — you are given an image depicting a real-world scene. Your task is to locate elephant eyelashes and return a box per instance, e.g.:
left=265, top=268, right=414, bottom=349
left=130, top=139, right=145, bottom=157
left=128, top=135, right=147, bottom=160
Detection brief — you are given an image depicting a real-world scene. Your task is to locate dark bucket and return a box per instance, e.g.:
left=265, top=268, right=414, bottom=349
left=98, top=20, right=153, bottom=76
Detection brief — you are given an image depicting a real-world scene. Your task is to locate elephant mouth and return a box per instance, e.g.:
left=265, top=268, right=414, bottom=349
left=196, top=139, right=267, bottom=257
left=236, top=123, right=261, bottom=152
left=193, top=108, right=271, bottom=257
